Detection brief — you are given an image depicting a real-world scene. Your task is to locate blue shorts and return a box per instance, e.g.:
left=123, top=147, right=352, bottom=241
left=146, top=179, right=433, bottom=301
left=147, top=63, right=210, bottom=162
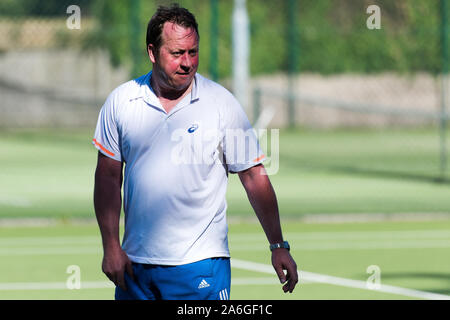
left=115, top=257, right=230, bottom=300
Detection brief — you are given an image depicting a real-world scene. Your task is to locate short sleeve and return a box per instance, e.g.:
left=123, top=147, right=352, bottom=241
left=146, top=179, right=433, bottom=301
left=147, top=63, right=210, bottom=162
left=221, top=92, right=265, bottom=173
left=92, top=92, right=122, bottom=162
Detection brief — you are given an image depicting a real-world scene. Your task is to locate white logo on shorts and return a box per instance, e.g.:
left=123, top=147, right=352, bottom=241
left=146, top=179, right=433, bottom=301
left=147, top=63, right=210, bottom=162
left=198, top=279, right=210, bottom=289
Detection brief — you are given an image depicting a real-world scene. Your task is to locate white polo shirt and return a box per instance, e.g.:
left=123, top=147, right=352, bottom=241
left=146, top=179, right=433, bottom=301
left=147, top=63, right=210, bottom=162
left=93, top=71, right=265, bottom=265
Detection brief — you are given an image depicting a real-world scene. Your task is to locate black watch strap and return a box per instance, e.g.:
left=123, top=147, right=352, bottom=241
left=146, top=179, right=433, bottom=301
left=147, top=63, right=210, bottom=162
left=270, top=241, right=290, bottom=251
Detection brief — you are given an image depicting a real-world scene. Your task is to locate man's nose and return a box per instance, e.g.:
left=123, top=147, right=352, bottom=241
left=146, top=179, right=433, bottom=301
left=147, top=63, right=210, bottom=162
left=180, top=53, right=193, bottom=69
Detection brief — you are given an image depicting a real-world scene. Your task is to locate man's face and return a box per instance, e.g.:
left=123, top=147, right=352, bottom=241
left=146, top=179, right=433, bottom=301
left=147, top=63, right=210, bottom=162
left=149, top=22, right=199, bottom=91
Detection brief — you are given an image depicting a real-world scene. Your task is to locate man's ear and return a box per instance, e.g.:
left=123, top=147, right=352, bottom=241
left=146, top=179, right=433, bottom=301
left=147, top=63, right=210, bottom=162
left=148, top=44, right=157, bottom=63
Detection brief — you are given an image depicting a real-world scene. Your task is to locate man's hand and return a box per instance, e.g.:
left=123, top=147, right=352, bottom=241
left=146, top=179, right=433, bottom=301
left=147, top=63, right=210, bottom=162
left=272, top=248, right=298, bottom=293
left=102, top=245, right=135, bottom=291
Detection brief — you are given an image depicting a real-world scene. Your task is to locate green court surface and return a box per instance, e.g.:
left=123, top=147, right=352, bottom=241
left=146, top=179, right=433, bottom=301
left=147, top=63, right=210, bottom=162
left=0, top=128, right=449, bottom=300
left=0, top=219, right=449, bottom=300
left=1, top=127, right=450, bottom=218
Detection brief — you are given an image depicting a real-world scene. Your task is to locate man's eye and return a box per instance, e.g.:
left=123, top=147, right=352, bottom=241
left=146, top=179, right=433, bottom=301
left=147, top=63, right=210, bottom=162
left=172, top=52, right=182, bottom=56
left=189, top=50, right=198, bottom=56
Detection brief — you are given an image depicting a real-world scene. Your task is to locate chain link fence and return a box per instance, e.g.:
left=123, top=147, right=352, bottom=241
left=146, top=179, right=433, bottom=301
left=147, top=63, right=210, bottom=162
left=247, top=0, right=449, bottom=181
left=0, top=0, right=447, bottom=124
left=0, top=1, right=449, bottom=179
left=0, top=0, right=450, bottom=138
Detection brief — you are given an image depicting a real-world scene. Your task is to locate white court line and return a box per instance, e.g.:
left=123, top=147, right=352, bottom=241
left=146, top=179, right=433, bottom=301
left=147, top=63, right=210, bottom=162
left=231, top=259, right=450, bottom=300
left=0, top=247, right=101, bottom=256
left=1, top=259, right=449, bottom=300
left=231, top=230, right=450, bottom=241
left=2, top=239, right=450, bottom=255
left=0, top=281, right=113, bottom=291
left=3, top=259, right=447, bottom=301
left=229, top=240, right=450, bottom=251
left=0, top=237, right=99, bottom=246
left=0, top=278, right=277, bottom=291
left=0, top=196, right=32, bottom=208
left=1, top=230, right=449, bottom=246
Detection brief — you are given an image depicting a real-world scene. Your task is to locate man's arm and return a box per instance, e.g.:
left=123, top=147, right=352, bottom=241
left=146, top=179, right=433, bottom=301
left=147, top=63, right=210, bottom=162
left=94, top=152, right=133, bottom=290
left=238, top=164, right=298, bottom=293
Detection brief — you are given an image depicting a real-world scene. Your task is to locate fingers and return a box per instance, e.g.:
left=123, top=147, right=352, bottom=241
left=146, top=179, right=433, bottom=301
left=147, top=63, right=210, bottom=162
left=102, top=253, right=134, bottom=291
left=104, top=268, right=127, bottom=291
left=274, top=264, right=287, bottom=284
left=283, top=262, right=298, bottom=293
left=126, top=259, right=136, bottom=282
left=272, top=250, right=299, bottom=293
left=282, top=266, right=299, bottom=293
left=116, top=270, right=128, bottom=291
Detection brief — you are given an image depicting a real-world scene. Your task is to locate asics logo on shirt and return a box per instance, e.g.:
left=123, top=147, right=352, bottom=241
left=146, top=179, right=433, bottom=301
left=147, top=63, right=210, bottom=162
left=187, top=124, right=199, bottom=133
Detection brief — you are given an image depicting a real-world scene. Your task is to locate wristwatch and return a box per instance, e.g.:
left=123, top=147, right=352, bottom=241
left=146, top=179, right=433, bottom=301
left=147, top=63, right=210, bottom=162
left=269, top=241, right=290, bottom=251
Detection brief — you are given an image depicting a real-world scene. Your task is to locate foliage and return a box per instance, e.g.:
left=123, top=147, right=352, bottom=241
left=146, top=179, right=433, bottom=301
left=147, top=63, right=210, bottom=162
left=0, top=0, right=93, bottom=17
left=1, top=0, right=447, bottom=77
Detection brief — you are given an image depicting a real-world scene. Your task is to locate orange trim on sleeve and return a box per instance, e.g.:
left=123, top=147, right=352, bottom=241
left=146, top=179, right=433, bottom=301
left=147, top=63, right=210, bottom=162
left=93, top=139, right=115, bottom=157
left=253, top=154, right=266, bottom=163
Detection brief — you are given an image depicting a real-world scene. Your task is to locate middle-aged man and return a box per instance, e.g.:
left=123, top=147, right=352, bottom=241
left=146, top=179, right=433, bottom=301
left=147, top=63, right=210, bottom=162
left=93, top=4, right=298, bottom=300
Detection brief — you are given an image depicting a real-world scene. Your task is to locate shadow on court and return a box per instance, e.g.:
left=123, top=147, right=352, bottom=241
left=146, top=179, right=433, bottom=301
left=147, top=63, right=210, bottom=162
left=283, top=155, right=450, bottom=185
left=377, top=272, right=450, bottom=296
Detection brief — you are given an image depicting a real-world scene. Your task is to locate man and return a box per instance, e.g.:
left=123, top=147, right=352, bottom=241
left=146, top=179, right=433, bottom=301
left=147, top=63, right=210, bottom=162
left=93, top=4, right=297, bottom=300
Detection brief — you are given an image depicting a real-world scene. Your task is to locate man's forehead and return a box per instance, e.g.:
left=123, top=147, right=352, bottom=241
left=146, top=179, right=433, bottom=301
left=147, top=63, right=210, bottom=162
left=161, top=22, right=198, bottom=45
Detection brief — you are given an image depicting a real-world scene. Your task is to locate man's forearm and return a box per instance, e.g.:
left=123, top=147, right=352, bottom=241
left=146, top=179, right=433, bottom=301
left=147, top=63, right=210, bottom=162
left=239, top=165, right=299, bottom=293
left=239, top=165, right=284, bottom=244
left=94, top=164, right=123, bottom=252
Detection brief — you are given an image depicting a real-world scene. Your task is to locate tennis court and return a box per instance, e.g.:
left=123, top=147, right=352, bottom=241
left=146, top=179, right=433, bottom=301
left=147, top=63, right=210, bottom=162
left=0, top=219, right=449, bottom=300
left=1, top=128, right=449, bottom=300
left=1, top=0, right=449, bottom=302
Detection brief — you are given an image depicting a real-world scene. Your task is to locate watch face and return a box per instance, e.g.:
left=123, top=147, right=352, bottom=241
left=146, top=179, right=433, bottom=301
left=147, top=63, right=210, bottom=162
left=270, top=241, right=290, bottom=251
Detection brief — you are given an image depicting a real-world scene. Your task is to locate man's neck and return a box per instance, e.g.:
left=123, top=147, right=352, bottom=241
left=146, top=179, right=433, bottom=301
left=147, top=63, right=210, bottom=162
left=150, top=73, right=193, bottom=113
left=150, top=73, right=193, bottom=101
